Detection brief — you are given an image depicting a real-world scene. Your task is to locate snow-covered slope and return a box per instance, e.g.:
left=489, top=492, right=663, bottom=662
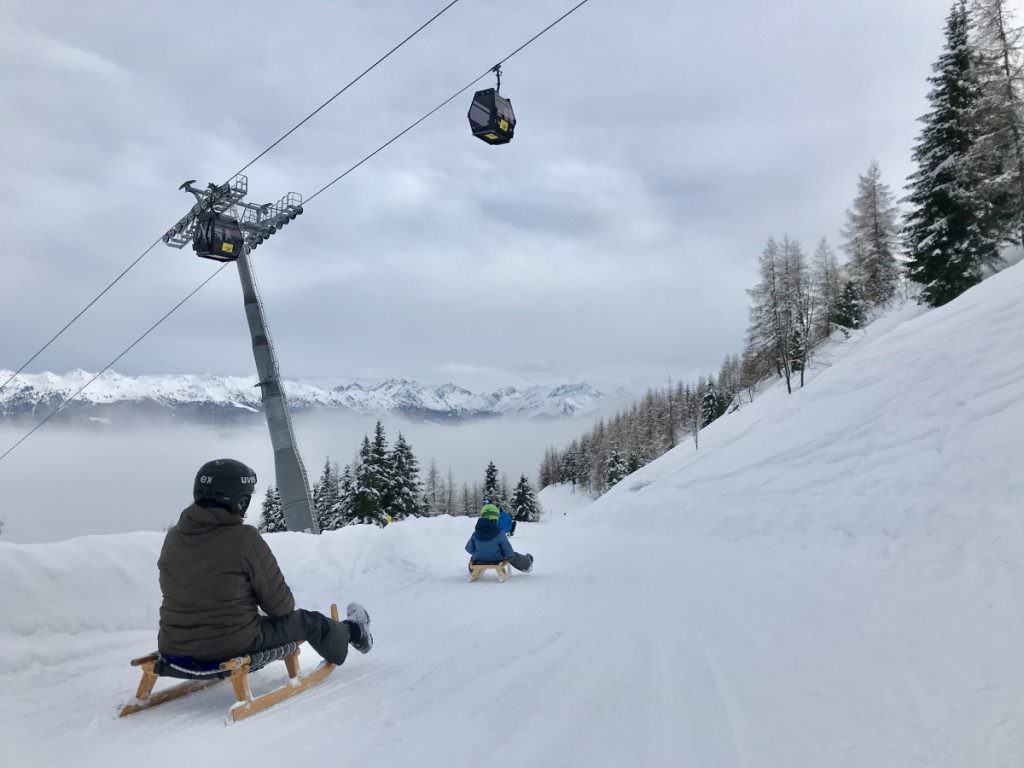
left=0, top=264, right=1022, bottom=766
left=0, top=372, right=607, bottom=422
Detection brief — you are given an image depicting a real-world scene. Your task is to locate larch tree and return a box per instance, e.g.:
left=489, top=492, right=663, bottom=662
left=747, top=237, right=795, bottom=393
left=969, top=0, right=1024, bottom=245
left=842, top=162, right=902, bottom=306
left=811, top=238, right=843, bottom=338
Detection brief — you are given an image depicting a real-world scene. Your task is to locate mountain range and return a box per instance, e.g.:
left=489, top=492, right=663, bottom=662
left=0, top=370, right=610, bottom=424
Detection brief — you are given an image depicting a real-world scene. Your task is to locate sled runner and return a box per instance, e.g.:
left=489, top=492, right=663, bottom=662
left=468, top=560, right=511, bottom=583
left=119, top=604, right=339, bottom=723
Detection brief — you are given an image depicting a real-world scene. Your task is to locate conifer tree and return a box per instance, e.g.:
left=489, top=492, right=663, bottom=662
left=626, top=450, right=641, bottom=474
left=387, top=432, right=421, bottom=520
left=701, top=380, right=721, bottom=428
left=312, top=457, right=340, bottom=531
left=605, top=446, right=629, bottom=489
left=842, top=162, right=902, bottom=305
left=483, top=462, right=499, bottom=498
left=905, top=1, right=1002, bottom=306
left=511, top=475, right=542, bottom=522
left=368, top=421, right=394, bottom=515
left=352, top=436, right=384, bottom=525
left=832, top=280, right=866, bottom=330
left=330, top=464, right=355, bottom=530
left=257, top=485, right=286, bottom=533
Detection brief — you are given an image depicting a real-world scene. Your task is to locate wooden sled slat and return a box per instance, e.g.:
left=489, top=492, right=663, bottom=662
left=120, top=603, right=340, bottom=722
left=119, top=668, right=223, bottom=717
left=468, top=561, right=511, bottom=582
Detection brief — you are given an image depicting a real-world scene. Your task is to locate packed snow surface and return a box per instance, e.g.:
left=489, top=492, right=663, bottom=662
left=1, top=263, right=1023, bottom=766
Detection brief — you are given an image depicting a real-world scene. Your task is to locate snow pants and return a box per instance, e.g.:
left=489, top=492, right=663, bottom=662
left=508, top=552, right=532, bottom=572
left=249, top=609, right=351, bottom=666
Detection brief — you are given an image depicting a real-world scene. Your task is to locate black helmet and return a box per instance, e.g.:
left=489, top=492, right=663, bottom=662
left=193, top=458, right=258, bottom=515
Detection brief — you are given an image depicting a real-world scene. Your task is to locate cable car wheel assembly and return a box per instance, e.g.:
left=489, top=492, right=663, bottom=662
left=162, top=176, right=304, bottom=262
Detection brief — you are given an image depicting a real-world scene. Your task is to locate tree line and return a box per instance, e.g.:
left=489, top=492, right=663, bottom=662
left=540, top=0, right=1024, bottom=497
left=258, top=422, right=541, bottom=532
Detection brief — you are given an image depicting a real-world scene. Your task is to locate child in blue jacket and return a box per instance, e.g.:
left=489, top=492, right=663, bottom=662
left=466, top=502, right=533, bottom=572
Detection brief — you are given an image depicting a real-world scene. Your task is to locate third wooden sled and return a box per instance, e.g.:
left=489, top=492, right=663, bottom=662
left=119, top=604, right=339, bottom=723
left=468, top=560, right=511, bottom=583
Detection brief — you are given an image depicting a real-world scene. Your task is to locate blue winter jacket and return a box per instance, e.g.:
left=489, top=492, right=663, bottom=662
left=465, top=517, right=514, bottom=563
left=498, top=509, right=514, bottom=534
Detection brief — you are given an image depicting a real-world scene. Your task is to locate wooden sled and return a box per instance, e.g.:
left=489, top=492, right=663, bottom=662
left=468, top=560, right=511, bottom=583
left=119, top=604, right=339, bottom=723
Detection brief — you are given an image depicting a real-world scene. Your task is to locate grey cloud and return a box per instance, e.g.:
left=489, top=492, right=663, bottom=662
left=0, top=0, right=985, bottom=396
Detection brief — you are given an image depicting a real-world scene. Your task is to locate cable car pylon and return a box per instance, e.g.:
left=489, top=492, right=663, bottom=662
left=162, top=176, right=317, bottom=534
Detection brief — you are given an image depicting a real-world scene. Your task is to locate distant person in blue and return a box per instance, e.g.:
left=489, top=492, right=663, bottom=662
left=497, top=503, right=516, bottom=537
left=466, top=500, right=533, bottom=573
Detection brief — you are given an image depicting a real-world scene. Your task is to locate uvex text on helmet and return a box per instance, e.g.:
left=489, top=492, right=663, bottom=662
left=193, top=458, right=258, bottom=514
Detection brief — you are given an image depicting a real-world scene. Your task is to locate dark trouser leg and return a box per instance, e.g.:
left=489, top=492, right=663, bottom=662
left=509, top=551, right=532, bottom=572
left=251, top=609, right=351, bottom=665
left=510, top=520, right=517, bottom=536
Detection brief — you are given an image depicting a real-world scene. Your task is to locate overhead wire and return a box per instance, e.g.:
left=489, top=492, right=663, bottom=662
left=0, top=0, right=463, bottom=397
left=0, top=265, right=230, bottom=465
left=305, top=0, right=593, bottom=205
left=0, top=236, right=164, bottom=395
left=0, top=0, right=594, bottom=465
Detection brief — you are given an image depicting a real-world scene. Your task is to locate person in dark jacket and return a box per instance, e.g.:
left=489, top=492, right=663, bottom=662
left=466, top=502, right=533, bottom=572
left=158, top=458, right=373, bottom=664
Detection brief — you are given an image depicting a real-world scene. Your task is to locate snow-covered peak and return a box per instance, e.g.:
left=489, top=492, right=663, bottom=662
left=0, top=370, right=608, bottom=422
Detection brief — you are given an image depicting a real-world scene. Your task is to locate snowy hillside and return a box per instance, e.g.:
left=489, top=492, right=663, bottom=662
left=0, top=371, right=607, bottom=423
left=0, top=263, right=1022, bottom=766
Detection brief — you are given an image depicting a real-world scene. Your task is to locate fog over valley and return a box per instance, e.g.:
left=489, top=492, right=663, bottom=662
left=0, top=412, right=595, bottom=543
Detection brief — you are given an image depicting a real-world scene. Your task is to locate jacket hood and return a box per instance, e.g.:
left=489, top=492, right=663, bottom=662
left=474, top=517, right=501, bottom=541
left=175, top=503, right=244, bottom=535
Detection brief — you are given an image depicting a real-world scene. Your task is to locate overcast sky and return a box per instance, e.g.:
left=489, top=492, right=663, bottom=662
left=1, top=0, right=1011, bottom=393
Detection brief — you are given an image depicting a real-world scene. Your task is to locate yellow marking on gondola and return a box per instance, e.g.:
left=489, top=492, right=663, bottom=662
left=221, top=243, right=234, bottom=253
left=485, top=133, right=498, bottom=140
left=499, top=119, right=508, bottom=131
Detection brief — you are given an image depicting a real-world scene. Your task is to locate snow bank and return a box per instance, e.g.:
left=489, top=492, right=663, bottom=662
left=589, top=260, right=1024, bottom=554
left=0, top=516, right=475, bottom=641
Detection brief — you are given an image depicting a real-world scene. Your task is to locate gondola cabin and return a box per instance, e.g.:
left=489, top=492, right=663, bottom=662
left=193, top=213, right=245, bottom=262
left=468, top=88, right=516, bottom=145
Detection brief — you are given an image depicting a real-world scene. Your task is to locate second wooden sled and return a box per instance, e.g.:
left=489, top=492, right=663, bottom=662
left=119, top=603, right=339, bottom=723
left=468, top=560, right=511, bottom=582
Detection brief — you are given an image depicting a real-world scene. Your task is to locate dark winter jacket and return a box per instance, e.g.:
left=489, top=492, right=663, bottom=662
left=465, top=517, right=514, bottom=563
left=158, top=503, right=295, bottom=661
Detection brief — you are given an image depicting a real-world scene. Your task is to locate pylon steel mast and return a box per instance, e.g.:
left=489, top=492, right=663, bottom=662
left=162, top=175, right=318, bottom=533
